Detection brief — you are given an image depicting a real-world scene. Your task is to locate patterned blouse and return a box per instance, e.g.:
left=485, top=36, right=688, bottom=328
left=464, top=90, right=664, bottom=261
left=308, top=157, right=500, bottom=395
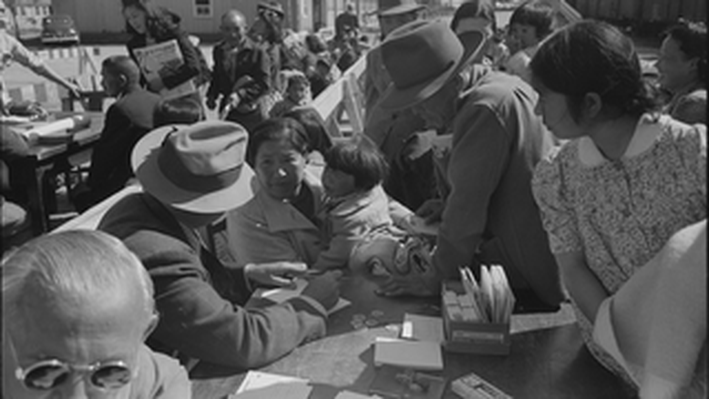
left=532, top=114, right=706, bottom=380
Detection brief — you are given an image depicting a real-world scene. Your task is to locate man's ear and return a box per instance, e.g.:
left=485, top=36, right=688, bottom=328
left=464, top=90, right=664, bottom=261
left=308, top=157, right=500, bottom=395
left=143, top=311, right=159, bottom=340
left=118, top=73, right=129, bottom=89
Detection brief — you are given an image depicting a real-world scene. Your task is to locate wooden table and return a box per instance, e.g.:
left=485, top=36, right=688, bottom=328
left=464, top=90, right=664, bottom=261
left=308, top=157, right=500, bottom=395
left=190, top=276, right=634, bottom=398
left=11, top=112, right=104, bottom=235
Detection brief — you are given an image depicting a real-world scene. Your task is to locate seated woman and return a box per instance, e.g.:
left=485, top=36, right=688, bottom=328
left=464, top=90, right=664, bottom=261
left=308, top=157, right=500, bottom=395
left=530, top=21, right=706, bottom=397
left=226, top=118, right=412, bottom=270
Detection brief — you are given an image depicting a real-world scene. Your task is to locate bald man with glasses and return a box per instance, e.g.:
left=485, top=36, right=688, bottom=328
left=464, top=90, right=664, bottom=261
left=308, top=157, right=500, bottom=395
left=2, top=230, right=190, bottom=398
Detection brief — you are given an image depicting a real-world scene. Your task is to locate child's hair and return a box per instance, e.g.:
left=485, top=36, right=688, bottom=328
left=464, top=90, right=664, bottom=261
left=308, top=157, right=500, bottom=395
left=663, top=19, right=707, bottom=84
left=153, top=96, right=203, bottom=127
left=283, top=107, right=334, bottom=156
left=121, top=0, right=181, bottom=40
left=450, top=0, right=496, bottom=34
left=247, top=118, right=310, bottom=166
left=305, top=33, right=328, bottom=53
left=323, top=137, right=388, bottom=192
left=287, top=71, right=310, bottom=90
left=509, top=0, right=555, bottom=40
left=530, top=20, right=658, bottom=121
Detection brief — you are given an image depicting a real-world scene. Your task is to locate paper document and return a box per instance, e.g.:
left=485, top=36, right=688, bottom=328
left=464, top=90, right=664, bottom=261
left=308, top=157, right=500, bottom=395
left=401, top=314, right=444, bottom=343
left=229, top=371, right=311, bottom=399
left=253, top=278, right=351, bottom=315
left=133, top=39, right=196, bottom=100
left=335, top=391, right=382, bottom=399
left=373, top=337, right=444, bottom=371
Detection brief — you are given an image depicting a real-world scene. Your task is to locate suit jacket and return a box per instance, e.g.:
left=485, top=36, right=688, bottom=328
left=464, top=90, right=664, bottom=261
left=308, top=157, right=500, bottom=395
left=99, top=193, right=328, bottom=369
left=87, top=87, right=160, bottom=199
left=206, top=38, right=271, bottom=112
left=435, top=66, right=564, bottom=308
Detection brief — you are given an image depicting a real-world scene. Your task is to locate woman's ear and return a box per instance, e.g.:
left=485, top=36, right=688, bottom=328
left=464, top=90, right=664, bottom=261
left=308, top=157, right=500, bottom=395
left=582, top=92, right=603, bottom=121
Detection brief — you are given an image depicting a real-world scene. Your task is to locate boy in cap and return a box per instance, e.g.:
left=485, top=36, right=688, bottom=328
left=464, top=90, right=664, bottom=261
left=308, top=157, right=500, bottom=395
left=377, top=20, right=564, bottom=312
left=99, top=121, right=340, bottom=369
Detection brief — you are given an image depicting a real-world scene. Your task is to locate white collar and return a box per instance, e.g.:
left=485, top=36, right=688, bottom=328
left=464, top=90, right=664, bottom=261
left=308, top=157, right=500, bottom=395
left=578, top=114, right=665, bottom=167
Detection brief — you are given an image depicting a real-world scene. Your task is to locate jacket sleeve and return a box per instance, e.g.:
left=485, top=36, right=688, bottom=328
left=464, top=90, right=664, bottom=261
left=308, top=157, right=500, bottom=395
left=124, top=229, right=326, bottom=369
left=158, top=33, right=202, bottom=90
left=206, top=45, right=221, bottom=101
left=87, top=104, right=131, bottom=190
left=434, top=104, right=510, bottom=279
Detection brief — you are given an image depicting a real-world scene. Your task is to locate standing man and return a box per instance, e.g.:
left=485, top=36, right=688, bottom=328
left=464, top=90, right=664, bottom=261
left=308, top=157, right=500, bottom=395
left=335, top=3, right=360, bottom=40
left=99, top=120, right=340, bottom=369
left=378, top=20, right=564, bottom=312
left=207, top=10, right=271, bottom=133
left=363, top=0, right=433, bottom=211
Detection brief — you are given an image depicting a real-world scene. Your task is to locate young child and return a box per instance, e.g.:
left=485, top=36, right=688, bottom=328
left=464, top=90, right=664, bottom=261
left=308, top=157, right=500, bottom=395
left=503, top=0, right=555, bottom=83
left=270, top=70, right=312, bottom=117
left=314, top=137, right=412, bottom=270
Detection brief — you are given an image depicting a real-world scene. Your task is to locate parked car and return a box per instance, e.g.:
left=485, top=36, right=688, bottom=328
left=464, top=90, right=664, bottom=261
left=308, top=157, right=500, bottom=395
left=41, top=14, right=79, bottom=45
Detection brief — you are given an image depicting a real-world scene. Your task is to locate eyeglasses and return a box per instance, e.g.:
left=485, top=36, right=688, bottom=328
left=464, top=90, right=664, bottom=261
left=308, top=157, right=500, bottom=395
left=8, top=334, right=134, bottom=391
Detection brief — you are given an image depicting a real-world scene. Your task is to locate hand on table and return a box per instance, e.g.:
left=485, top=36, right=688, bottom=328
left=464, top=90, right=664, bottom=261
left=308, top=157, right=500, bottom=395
left=244, top=261, right=308, bottom=288
left=302, top=270, right=342, bottom=311
left=415, top=198, right=445, bottom=224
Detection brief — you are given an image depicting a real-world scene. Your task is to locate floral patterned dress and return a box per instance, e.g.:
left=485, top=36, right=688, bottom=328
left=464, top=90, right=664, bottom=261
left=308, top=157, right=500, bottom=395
left=532, top=114, right=706, bottom=382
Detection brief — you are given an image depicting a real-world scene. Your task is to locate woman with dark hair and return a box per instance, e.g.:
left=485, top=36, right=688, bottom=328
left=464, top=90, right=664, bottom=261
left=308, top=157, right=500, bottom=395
left=121, top=0, right=210, bottom=100
left=657, top=19, right=706, bottom=124
left=226, top=118, right=327, bottom=268
left=450, top=0, right=508, bottom=69
left=283, top=106, right=334, bottom=159
left=530, top=20, right=706, bottom=398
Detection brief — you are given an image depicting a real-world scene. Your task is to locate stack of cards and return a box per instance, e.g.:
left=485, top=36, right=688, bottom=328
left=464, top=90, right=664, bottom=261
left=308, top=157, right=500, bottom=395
left=455, top=265, right=515, bottom=324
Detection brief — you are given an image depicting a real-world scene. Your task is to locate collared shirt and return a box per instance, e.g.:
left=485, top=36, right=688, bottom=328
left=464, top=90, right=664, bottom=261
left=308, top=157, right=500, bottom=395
left=0, top=30, right=45, bottom=111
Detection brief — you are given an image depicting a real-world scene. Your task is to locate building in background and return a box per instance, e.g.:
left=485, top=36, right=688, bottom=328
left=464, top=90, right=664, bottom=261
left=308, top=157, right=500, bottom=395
left=4, top=0, right=51, bottom=39
left=50, top=0, right=381, bottom=37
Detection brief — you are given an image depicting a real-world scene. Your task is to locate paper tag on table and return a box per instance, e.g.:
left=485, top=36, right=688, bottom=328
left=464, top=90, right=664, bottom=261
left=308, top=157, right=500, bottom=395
left=252, top=278, right=351, bottom=315
left=373, top=337, right=444, bottom=371
left=335, top=391, right=382, bottom=399
left=401, top=314, right=444, bottom=343
left=229, top=371, right=311, bottom=399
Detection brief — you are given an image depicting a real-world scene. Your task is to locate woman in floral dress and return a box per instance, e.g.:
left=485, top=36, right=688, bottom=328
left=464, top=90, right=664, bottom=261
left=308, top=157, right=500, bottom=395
left=530, top=21, right=706, bottom=398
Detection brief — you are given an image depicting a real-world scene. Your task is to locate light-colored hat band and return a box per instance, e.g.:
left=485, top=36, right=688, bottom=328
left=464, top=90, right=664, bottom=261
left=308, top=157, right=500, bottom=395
left=157, top=140, right=243, bottom=193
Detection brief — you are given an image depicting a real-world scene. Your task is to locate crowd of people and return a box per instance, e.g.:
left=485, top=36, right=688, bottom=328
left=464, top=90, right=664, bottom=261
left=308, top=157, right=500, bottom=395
left=1, top=0, right=707, bottom=398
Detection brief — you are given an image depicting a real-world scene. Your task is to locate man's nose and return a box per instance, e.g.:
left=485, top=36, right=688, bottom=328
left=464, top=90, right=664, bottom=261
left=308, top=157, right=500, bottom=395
left=56, top=376, right=91, bottom=399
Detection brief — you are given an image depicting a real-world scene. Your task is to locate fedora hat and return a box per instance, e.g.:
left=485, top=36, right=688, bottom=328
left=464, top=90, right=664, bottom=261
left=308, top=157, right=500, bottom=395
left=380, top=19, right=483, bottom=110
left=378, top=0, right=425, bottom=17
left=257, top=1, right=285, bottom=18
left=132, top=121, right=256, bottom=214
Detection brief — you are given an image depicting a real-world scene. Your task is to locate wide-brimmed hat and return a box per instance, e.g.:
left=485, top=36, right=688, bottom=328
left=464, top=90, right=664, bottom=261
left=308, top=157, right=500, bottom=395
left=132, top=121, right=256, bottom=214
left=380, top=19, right=483, bottom=110
left=378, top=0, right=425, bottom=17
left=257, top=1, right=285, bottom=18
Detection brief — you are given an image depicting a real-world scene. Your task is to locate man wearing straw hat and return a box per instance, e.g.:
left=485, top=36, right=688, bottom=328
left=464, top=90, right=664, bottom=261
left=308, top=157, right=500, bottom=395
left=99, top=121, right=340, bottom=369
left=363, top=0, right=434, bottom=211
left=377, top=20, right=564, bottom=312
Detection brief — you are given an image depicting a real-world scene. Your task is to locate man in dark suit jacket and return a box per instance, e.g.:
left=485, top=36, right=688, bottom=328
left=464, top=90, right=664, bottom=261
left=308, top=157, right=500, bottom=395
left=73, top=55, right=160, bottom=212
left=99, top=121, right=340, bottom=369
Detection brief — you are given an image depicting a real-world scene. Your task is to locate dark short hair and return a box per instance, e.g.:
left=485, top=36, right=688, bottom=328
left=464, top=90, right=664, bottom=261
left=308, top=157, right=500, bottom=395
left=247, top=118, right=310, bottom=166
left=450, top=0, right=496, bottom=33
left=323, top=137, right=388, bottom=191
left=153, top=96, right=203, bottom=127
left=102, top=55, right=140, bottom=85
left=530, top=20, right=658, bottom=121
left=305, top=34, right=327, bottom=53
left=283, top=107, right=334, bottom=156
left=663, top=20, right=707, bottom=84
left=509, top=0, right=555, bottom=39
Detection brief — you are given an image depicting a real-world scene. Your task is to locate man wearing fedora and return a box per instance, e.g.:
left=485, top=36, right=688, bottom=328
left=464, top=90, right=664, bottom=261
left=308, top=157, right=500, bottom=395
left=377, top=20, right=565, bottom=312
left=99, top=121, right=341, bottom=369
left=363, top=0, right=435, bottom=212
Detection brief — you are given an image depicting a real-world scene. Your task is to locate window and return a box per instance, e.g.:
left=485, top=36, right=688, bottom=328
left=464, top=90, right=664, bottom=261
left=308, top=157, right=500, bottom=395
left=194, top=0, right=212, bottom=18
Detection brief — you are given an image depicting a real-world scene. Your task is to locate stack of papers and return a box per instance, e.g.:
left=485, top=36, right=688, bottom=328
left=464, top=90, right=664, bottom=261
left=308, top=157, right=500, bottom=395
left=401, top=314, right=444, bottom=343
left=373, top=337, right=443, bottom=371
left=229, top=371, right=311, bottom=399
left=252, top=278, right=351, bottom=315
left=455, top=265, right=515, bottom=324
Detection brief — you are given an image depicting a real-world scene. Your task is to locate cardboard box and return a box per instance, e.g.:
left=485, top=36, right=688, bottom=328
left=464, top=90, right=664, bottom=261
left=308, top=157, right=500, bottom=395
left=441, top=281, right=510, bottom=355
